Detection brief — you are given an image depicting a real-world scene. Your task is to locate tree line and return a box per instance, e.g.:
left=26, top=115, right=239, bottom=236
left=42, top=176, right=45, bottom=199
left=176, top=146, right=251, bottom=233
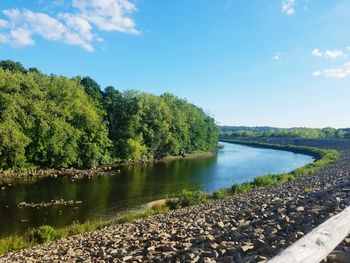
left=220, top=126, right=350, bottom=139
left=0, top=60, right=219, bottom=170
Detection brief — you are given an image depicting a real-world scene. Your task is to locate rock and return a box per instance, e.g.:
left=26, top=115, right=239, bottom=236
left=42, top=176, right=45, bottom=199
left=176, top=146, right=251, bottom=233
left=241, top=243, right=254, bottom=252
left=110, top=248, right=124, bottom=256
left=296, top=206, right=305, bottom=212
left=220, top=241, right=236, bottom=249
left=147, top=246, right=155, bottom=253
left=185, top=252, right=195, bottom=260
left=97, top=249, right=106, bottom=258
left=203, top=257, right=216, bottom=263
left=255, top=255, right=268, bottom=263
left=344, top=237, right=350, bottom=245
left=17, top=199, right=83, bottom=208
left=122, top=255, right=133, bottom=261
left=210, top=242, right=219, bottom=249
left=216, top=222, right=225, bottom=228
left=66, top=247, right=75, bottom=256
left=206, top=234, right=216, bottom=241
left=254, top=239, right=268, bottom=248
left=212, top=250, right=219, bottom=258
left=327, top=251, right=350, bottom=262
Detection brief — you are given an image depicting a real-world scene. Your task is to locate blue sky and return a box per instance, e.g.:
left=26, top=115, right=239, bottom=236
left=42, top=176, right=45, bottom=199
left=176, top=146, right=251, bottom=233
left=0, top=0, right=349, bottom=128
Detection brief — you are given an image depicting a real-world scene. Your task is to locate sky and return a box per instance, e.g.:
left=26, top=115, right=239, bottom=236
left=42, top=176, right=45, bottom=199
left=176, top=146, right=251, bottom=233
left=0, top=0, right=349, bottom=128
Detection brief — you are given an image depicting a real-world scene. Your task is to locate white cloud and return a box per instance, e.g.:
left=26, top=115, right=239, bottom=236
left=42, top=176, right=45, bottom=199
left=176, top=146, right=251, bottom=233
left=312, top=71, right=322, bottom=77
left=0, top=34, right=9, bottom=43
left=311, top=48, right=345, bottom=59
left=64, top=31, right=94, bottom=51
left=10, top=28, right=35, bottom=46
left=0, top=0, right=138, bottom=51
left=0, top=28, right=35, bottom=47
left=313, top=62, right=350, bottom=78
left=0, top=9, right=93, bottom=51
left=22, top=10, right=66, bottom=41
left=282, top=0, right=296, bottom=15
left=71, top=0, right=139, bottom=34
left=311, top=49, right=322, bottom=57
left=59, top=13, right=93, bottom=41
left=3, top=9, right=20, bottom=19
left=346, top=46, right=350, bottom=52
left=324, top=50, right=344, bottom=59
left=272, top=52, right=283, bottom=61
left=0, top=19, right=8, bottom=28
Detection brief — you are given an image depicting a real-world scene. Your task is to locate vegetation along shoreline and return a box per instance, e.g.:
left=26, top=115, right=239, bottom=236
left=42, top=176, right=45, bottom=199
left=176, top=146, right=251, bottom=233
left=0, top=151, right=215, bottom=185
left=0, top=60, right=219, bottom=183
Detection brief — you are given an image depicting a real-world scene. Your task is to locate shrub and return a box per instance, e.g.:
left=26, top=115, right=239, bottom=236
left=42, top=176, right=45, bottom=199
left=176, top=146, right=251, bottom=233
left=166, top=190, right=208, bottom=209
left=211, top=189, right=229, bottom=199
left=252, top=175, right=278, bottom=187
left=144, top=203, right=169, bottom=216
left=31, top=225, right=60, bottom=243
left=231, top=182, right=252, bottom=194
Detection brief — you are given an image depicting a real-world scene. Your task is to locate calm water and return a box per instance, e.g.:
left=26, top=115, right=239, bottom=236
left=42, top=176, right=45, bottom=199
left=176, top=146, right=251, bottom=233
left=0, top=142, right=314, bottom=237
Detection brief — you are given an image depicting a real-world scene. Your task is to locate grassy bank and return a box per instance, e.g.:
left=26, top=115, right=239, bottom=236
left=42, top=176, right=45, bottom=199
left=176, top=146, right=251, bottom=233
left=0, top=203, right=169, bottom=255
left=0, top=220, right=104, bottom=255
left=0, top=140, right=339, bottom=255
left=159, top=139, right=339, bottom=209
left=220, top=139, right=339, bottom=193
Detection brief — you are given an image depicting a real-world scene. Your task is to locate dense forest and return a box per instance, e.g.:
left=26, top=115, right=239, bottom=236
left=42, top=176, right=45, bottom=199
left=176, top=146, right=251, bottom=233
left=220, top=126, right=350, bottom=139
left=0, top=60, right=219, bottom=170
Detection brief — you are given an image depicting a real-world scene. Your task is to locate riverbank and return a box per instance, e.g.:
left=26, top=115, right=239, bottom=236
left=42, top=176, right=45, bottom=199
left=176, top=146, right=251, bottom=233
left=1, top=138, right=348, bottom=262
left=0, top=151, right=215, bottom=185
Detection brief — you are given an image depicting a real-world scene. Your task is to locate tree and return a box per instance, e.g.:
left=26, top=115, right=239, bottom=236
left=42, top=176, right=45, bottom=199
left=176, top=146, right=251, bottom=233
left=0, top=60, right=219, bottom=170
left=80, top=76, right=103, bottom=102
left=0, top=60, right=26, bottom=73
left=0, top=68, right=111, bottom=169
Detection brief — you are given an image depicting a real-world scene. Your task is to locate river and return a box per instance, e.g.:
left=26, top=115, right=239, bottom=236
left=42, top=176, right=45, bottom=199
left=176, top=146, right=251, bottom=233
left=0, top=142, right=314, bottom=237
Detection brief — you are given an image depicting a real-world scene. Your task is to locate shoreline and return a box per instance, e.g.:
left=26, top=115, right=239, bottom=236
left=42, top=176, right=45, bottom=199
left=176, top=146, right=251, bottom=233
left=0, top=138, right=342, bottom=257
left=1, top=138, right=348, bottom=261
left=0, top=151, right=216, bottom=185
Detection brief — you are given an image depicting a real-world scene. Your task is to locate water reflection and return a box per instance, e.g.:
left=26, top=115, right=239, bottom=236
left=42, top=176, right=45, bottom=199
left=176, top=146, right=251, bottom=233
left=0, top=143, right=313, bottom=236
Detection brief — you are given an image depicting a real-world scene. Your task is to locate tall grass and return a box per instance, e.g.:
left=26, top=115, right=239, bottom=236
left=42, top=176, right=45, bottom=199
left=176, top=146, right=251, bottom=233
left=0, top=220, right=106, bottom=255
left=166, top=190, right=208, bottom=209
left=0, top=202, right=171, bottom=255
left=0, top=236, right=32, bottom=255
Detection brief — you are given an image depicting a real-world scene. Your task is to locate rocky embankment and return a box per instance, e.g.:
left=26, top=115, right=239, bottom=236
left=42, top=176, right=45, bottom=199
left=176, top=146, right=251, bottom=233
left=1, top=139, right=350, bottom=263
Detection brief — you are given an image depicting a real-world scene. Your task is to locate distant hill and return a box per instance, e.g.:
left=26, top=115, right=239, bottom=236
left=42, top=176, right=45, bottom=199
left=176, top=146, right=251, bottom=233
left=220, top=126, right=279, bottom=133
left=219, top=126, right=350, bottom=139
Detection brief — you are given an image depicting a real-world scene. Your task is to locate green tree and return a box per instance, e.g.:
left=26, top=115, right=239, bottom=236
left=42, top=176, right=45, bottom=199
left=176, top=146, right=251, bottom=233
left=0, top=68, right=111, bottom=169
left=0, top=60, right=26, bottom=73
left=0, top=60, right=219, bottom=170
left=80, top=76, right=103, bottom=103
